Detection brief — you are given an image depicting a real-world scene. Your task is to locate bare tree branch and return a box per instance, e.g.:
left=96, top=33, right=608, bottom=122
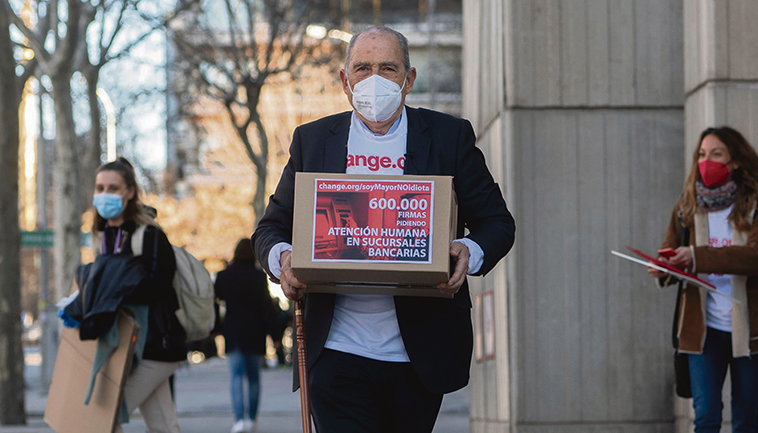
left=243, top=0, right=258, bottom=72
left=221, top=0, right=247, bottom=77
left=99, top=0, right=130, bottom=64
left=19, top=58, right=38, bottom=85
left=97, top=1, right=109, bottom=53
left=11, top=40, right=30, bottom=49
left=50, top=0, right=60, bottom=47
left=167, top=0, right=342, bottom=223
left=263, top=0, right=282, bottom=72
left=71, top=2, right=97, bottom=74
left=223, top=102, right=255, bottom=161
left=51, top=0, right=84, bottom=75
left=36, top=0, right=51, bottom=40
left=106, top=0, right=193, bottom=65
left=2, top=3, right=50, bottom=67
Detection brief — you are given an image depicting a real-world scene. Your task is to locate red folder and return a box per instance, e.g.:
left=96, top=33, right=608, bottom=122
left=623, top=246, right=715, bottom=289
left=611, top=247, right=740, bottom=304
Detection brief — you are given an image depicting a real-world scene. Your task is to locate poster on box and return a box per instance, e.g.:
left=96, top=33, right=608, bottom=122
left=312, top=178, right=434, bottom=264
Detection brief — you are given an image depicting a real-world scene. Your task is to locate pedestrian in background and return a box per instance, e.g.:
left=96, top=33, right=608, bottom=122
left=61, top=157, right=186, bottom=433
left=215, top=239, right=278, bottom=433
left=649, top=126, right=758, bottom=432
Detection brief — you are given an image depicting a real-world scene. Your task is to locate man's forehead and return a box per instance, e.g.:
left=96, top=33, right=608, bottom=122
left=348, top=32, right=402, bottom=62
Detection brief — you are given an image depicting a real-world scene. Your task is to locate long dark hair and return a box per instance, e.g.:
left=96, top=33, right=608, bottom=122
left=233, top=238, right=256, bottom=264
left=91, top=157, right=155, bottom=233
left=679, top=126, right=758, bottom=230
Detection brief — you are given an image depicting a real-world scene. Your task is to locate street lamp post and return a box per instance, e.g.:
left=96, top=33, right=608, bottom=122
left=96, top=88, right=117, bottom=162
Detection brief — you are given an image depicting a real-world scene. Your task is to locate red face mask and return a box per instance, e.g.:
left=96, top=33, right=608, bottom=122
left=698, top=160, right=731, bottom=188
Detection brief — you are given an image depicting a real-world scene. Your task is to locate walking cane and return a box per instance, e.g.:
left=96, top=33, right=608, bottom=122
left=295, top=298, right=313, bottom=433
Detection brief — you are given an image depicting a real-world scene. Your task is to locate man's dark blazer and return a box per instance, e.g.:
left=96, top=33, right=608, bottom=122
left=252, top=106, right=515, bottom=394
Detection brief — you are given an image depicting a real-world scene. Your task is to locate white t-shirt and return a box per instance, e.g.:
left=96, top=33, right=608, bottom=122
left=705, top=204, right=734, bottom=332
left=323, top=109, right=411, bottom=362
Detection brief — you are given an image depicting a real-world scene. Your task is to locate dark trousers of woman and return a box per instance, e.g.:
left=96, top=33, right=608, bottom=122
left=309, top=349, right=443, bottom=433
left=689, top=327, right=758, bottom=433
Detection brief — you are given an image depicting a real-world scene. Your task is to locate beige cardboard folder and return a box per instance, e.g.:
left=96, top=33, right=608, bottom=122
left=44, top=310, right=139, bottom=433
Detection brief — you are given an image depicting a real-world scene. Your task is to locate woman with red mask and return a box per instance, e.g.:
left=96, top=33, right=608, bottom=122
left=649, top=126, right=758, bottom=432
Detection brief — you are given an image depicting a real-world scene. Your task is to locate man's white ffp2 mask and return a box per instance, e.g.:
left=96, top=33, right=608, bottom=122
left=348, top=74, right=405, bottom=123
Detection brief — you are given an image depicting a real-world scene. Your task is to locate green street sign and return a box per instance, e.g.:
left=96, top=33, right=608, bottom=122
left=21, top=231, right=92, bottom=248
left=21, top=230, right=92, bottom=248
left=21, top=231, right=54, bottom=248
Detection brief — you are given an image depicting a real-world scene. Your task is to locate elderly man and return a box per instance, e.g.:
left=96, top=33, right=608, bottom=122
left=252, top=26, right=515, bottom=432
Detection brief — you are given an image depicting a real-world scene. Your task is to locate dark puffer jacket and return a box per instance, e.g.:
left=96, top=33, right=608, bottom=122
left=77, top=220, right=186, bottom=362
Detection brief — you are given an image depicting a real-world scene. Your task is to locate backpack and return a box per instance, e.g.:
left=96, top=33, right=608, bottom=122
left=131, top=225, right=216, bottom=342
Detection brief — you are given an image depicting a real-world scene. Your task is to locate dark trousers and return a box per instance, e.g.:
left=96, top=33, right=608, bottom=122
left=309, top=349, right=443, bottom=433
left=689, top=327, right=758, bottom=433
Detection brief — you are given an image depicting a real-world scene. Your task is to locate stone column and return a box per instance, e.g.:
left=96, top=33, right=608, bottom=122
left=684, top=0, right=758, bottom=153
left=463, top=1, right=686, bottom=432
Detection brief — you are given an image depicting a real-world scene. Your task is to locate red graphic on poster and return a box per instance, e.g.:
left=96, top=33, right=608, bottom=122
left=312, top=179, right=434, bottom=263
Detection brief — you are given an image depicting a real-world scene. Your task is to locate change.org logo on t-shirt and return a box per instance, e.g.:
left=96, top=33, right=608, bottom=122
left=344, top=108, right=407, bottom=176
left=346, top=154, right=406, bottom=172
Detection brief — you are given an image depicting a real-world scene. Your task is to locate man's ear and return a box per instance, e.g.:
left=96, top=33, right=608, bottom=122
left=404, top=67, right=417, bottom=95
left=340, top=69, right=350, bottom=95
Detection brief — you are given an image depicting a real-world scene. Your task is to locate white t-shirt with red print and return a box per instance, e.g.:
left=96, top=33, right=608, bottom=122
left=705, top=203, right=734, bottom=332
left=324, top=109, right=411, bottom=362
left=345, top=108, right=408, bottom=175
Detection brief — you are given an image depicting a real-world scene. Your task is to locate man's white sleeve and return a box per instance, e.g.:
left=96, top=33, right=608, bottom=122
left=268, top=242, right=293, bottom=280
left=453, top=238, right=484, bottom=275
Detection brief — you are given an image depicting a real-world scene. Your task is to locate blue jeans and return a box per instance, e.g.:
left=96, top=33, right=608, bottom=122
left=688, top=327, right=758, bottom=433
left=227, top=350, right=262, bottom=422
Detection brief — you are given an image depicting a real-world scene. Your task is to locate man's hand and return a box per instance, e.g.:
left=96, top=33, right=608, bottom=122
left=437, top=242, right=470, bottom=295
left=280, top=250, right=307, bottom=300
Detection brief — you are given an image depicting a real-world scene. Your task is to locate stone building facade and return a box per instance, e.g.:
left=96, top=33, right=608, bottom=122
left=462, top=1, right=758, bottom=432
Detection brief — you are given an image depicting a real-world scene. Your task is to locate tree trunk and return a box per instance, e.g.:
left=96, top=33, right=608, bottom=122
left=0, top=10, right=27, bottom=425
left=51, top=75, right=82, bottom=302
left=252, top=116, right=269, bottom=227
left=253, top=162, right=267, bottom=227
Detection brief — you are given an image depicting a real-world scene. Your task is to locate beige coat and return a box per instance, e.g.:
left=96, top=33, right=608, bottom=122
left=659, top=203, right=758, bottom=357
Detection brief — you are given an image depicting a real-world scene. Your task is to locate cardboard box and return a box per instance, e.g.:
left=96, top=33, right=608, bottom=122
left=44, top=310, right=138, bottom=433
left=292, top=173, right=457, bottom=298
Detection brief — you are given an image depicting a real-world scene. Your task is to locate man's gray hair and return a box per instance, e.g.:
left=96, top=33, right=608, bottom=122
left=344, top=26, right=411, bottom=73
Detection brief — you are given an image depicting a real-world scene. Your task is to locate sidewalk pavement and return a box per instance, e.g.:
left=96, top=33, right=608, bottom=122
left=3, top=355, right=470, bottom=433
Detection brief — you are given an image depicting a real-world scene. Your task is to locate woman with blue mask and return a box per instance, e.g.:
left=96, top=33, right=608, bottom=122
left=90, top=158, right=186, bottom=433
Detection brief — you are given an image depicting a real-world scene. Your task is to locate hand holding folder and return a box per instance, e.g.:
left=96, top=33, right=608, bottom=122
left=611, top=246, right=741, bottom=304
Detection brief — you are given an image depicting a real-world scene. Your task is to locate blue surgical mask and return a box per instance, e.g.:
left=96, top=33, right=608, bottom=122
left=93, top=192, right=126, bottom=220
